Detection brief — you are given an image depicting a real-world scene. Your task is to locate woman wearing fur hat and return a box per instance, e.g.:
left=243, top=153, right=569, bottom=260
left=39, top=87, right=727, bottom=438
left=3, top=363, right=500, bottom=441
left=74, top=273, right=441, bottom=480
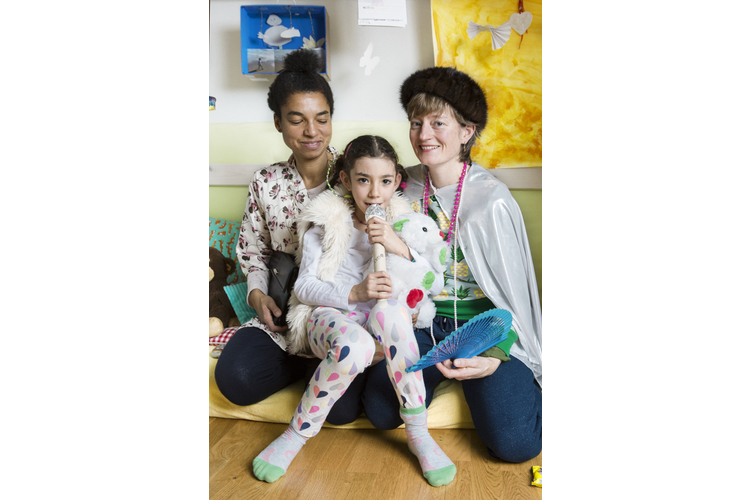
left=214, top=49, right=365, bottom=426
left=362, top=67, right=543, bottom=463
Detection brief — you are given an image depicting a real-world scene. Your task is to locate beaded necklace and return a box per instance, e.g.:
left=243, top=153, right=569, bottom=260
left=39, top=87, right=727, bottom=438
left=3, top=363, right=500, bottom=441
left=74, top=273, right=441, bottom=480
left=423, top=162, right=468, bottom=338
left=423, top=162, right=468, bottom=244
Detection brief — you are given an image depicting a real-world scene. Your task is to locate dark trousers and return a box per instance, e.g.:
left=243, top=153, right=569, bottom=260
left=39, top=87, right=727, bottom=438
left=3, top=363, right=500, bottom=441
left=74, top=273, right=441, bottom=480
left=362, top=315, right=542, bottom=463
left=214, top=326, right=365, bottom=425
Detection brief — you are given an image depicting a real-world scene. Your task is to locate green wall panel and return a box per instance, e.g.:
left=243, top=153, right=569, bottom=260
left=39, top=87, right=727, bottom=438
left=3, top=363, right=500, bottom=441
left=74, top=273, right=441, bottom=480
left=208, top=186, right=249, bottom=222
left=210, top=122, right=419, bottom=166
left=509, top=190, right=542, bottom=303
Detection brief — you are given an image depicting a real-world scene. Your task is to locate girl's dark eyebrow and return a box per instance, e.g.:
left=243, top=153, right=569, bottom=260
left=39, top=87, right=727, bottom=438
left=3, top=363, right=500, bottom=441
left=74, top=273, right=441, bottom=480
left=353, top=172, right=395, bottom=178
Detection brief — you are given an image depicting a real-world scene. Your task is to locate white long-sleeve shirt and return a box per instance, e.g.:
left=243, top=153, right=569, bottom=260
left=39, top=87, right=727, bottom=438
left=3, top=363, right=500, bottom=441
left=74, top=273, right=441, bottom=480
left=294, top=219, right=431, bottom=314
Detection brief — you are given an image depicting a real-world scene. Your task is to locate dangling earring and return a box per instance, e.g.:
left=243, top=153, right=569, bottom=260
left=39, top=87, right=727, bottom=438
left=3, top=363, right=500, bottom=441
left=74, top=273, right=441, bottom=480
left=461, top=143, right=473, bottom=165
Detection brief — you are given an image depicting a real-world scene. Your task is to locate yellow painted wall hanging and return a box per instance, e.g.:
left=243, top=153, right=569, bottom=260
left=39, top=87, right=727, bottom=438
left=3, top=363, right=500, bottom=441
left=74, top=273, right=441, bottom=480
left=431, top=0, right=541, bottom=168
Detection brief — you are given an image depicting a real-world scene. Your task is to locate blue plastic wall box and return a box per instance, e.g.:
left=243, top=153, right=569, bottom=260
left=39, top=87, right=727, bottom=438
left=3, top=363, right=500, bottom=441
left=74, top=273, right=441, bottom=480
left=241, top=5, right=329, bottom=80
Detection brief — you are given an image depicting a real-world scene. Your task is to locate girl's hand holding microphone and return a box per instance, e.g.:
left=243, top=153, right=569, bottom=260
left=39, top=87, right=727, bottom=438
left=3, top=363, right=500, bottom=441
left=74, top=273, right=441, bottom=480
left=365, top=216, right=411, bottom=260
left=348, top=271, right=392, bottom=303
left=351, top=204, right=411, bottom=305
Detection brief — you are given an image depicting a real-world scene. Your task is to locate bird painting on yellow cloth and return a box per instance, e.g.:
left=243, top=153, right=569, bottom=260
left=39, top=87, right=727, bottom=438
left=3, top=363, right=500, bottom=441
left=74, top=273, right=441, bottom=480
left=431, top=0, right=541, bottom=168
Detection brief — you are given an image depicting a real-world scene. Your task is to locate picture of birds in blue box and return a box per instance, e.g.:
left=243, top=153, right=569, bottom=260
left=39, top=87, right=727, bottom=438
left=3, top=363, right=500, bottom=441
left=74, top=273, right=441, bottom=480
left=241, top=5, right=327, bottom=76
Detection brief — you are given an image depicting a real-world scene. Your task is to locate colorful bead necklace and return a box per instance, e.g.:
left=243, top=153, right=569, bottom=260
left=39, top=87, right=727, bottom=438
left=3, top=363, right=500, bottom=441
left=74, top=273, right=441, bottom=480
left=423, top=162, right=468, bottom=244
left=423, top=162, right=468, bottom=338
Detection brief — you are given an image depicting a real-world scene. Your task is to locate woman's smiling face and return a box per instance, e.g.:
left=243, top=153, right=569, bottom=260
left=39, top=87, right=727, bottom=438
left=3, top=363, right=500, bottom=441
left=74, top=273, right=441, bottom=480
left=274, top=92, right=332, bottom=164
left=408, top=106, right=475, bottom=170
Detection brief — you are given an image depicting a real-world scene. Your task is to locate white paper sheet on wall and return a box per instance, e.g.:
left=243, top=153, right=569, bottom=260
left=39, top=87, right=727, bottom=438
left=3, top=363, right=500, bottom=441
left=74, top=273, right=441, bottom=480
left=358, top=0, right=407, bottom=27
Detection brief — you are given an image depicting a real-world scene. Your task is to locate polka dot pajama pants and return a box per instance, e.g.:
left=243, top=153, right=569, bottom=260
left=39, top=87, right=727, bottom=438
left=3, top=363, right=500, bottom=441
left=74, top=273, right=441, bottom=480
left=253, top=299, right=456, bottom=487
left=293, top=299, right=425, bottom=438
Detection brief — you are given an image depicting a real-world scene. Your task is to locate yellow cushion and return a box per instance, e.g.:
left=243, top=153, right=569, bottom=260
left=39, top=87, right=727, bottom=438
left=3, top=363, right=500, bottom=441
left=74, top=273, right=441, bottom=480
left=208, top=346, right=474, bottom=429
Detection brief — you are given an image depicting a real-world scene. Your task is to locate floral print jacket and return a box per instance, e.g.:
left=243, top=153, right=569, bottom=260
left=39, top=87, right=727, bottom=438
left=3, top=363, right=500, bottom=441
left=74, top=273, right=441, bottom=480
left=235, top=146, right=339, bottom=350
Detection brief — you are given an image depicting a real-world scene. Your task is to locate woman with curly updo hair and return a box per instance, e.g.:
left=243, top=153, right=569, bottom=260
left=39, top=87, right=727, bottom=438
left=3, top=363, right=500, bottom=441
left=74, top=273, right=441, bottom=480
left=215, top=49, right=364, bottom=426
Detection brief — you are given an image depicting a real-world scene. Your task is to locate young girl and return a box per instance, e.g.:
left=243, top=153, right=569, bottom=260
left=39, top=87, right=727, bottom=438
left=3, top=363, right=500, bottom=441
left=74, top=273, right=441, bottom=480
left=252, top=135, right=456, bottom=487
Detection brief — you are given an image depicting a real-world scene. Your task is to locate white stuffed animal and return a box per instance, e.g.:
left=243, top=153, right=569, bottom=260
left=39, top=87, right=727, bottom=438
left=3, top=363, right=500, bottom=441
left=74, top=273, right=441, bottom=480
left=385, top=212, right=449, bottom=328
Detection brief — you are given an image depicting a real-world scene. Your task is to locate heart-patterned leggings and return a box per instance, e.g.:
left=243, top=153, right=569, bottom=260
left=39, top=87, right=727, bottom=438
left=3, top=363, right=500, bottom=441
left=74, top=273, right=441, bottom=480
left=292, top=299, right=426, bottom=438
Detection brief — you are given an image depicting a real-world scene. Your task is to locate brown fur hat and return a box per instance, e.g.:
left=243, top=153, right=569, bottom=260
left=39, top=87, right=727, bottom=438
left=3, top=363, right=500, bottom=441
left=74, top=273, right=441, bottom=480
left=399, top=67, right=488, bottom=133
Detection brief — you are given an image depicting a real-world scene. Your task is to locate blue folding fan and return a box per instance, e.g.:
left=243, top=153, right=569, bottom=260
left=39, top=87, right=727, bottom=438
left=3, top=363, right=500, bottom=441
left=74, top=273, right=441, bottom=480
left=405, top=308, right=513, bottom=373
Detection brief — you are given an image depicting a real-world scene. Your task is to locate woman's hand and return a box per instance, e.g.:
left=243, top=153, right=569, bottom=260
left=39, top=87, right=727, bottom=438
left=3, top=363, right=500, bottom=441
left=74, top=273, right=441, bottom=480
left=249, top=288, right=288, bottom=333
left=366, top=218, right=411, bottom=260
left=349, top=271, right=393, bottom=303
left=435, top=356, right=501, bottom=380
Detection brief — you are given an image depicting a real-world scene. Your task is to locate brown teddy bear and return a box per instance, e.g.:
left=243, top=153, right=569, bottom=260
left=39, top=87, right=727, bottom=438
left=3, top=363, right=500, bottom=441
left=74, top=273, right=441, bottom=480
left=209, top=247, right=239, bottom=337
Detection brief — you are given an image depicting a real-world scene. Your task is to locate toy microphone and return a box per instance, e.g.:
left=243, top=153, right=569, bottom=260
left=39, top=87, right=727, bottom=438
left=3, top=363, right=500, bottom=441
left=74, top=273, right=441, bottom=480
left=365, top=204, right=388, bottom=302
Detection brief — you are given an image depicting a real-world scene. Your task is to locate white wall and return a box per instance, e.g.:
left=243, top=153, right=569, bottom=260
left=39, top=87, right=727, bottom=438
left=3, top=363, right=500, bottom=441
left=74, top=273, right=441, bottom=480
left=209, top=0, right=435, bottom=123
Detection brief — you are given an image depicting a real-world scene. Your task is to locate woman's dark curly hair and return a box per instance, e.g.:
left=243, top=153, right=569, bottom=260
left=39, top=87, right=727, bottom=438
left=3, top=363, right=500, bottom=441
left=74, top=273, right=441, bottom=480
left=330, top=135, right=408, bottom=193
left=267, top=49, right=334, bottom=117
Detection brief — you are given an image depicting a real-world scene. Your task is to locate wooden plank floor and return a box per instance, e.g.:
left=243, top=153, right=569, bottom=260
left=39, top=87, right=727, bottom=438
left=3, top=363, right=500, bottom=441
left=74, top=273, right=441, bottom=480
left=210, top=418, right=542, bottom=499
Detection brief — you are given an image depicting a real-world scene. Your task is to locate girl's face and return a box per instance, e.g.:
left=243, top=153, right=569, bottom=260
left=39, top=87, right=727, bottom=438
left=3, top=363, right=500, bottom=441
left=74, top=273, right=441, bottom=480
left=274, top=92, right=332, bottom=165
left=340, top=157, right=401, bottom=221
left=408, top=106, right=475, bottom=171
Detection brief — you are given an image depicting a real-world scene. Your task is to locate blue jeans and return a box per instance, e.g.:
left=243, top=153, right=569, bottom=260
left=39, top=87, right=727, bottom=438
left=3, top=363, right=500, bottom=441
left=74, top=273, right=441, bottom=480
left=362, top=315, right=542, bottom=463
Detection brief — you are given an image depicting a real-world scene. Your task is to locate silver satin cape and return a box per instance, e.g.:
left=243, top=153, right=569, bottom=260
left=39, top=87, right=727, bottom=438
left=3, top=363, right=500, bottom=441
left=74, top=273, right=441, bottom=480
left=403, top=164, right=542, bottom=387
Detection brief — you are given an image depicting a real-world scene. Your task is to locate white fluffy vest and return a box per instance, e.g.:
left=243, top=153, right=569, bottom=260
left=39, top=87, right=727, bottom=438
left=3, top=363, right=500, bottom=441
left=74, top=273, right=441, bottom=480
left=285, top=188, right=412, bottom=354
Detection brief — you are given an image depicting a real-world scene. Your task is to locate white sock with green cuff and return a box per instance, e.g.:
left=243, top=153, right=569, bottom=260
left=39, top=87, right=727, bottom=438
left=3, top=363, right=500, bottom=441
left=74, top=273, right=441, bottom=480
left=252, top=425, right=308, bottom=483
left=400, top=405, right=456, bottom=487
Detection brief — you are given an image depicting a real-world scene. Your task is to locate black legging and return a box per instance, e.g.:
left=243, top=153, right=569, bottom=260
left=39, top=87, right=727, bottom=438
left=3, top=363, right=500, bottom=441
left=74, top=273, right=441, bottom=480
left=214, top=325, right=366, bottom=425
